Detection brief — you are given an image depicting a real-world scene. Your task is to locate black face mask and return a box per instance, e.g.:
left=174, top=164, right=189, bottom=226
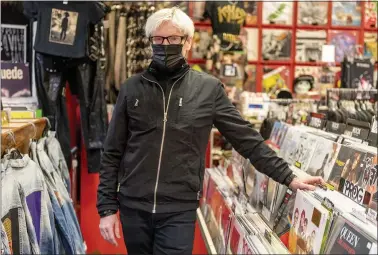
left=151, top=44, right=186, bottom=72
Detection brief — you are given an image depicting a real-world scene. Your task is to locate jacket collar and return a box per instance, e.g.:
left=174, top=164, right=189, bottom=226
left=142, top=60, right=190, bottom=84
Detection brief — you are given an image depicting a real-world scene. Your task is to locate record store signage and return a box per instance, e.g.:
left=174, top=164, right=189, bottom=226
left=1, top=62, right=30, bottom=98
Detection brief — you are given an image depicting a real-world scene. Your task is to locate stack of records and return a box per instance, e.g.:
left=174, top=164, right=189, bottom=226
left=325, top=213, right=377, bottom=254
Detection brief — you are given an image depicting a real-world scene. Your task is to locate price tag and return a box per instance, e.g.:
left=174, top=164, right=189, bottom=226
left=366, top=208, right=378, bottom=223
left=63, top=1, right=68, bottom=4
left=264, top=229, right=272, bottom=244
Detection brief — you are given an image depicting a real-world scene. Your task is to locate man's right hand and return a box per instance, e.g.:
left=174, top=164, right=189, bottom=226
left=99, top=213, right=121, bottom=246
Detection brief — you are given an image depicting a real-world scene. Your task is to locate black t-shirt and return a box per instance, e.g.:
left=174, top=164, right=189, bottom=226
left=23, top=1, right=104, bottom=58
left=204, top=1, right=246, bottom=48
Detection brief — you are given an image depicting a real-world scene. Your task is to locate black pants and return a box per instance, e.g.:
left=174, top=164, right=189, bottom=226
left=35, top=52, right=108, bottom=172
left=120, top=205, right=197, bottom=255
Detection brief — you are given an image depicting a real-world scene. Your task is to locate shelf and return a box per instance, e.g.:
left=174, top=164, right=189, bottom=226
left=196, top=208, right=217, bottom=255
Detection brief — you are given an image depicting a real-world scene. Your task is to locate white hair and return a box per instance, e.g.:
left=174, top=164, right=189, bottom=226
left=145, top=7, right=195, bottom=38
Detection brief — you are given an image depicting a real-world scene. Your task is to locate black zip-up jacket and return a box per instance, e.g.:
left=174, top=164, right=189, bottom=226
left=97, top=65, right=295, bottom=214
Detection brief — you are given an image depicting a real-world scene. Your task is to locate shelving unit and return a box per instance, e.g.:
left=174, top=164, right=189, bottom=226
left=186, top=1, right=378, bottom=92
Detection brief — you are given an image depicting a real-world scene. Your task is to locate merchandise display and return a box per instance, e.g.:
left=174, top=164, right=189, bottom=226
left=2, top=1, right=378, bottom=254
left=1, top=119, right=83, bottom=254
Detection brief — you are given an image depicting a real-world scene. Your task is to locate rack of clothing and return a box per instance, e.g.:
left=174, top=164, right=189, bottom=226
left=325, top=88, right=377, bottom=124
left=1, top=118, right=84, bottom=255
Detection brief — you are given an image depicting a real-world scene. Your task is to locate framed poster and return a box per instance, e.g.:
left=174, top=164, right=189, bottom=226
left=1, top=24, right=27, bottom=63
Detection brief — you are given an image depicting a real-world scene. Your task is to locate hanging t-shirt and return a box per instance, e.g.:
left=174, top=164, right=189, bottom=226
left=350, top=59, right=374, bottom=89
left=23, top=1, right=105, bottom=58
left=203, top=1, right=246, bottom=50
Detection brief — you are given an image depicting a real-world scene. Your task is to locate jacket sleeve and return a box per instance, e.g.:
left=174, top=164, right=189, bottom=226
left=97, top=84, right=128, bottom=214
left=213, top=83, right=295, bottom=186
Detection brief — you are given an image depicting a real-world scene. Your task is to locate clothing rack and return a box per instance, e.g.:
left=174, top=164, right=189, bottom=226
left=326, top=88, right=378, bottom=107
left=1, top=118, right=47, bottom=156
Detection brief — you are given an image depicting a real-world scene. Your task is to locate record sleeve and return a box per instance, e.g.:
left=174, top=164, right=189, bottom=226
left=326, top=215, right=377, bottom=254
left=297, top=2, right=328, bottom=25
left=328, top=145, right=355, bottom=190
left=358, top=152, right=378, bottom=211
left=289, top=190, right=331, bottom=254
left=296, top=30, right=327, bottom=62
left=329, top=30, right=358, bottom=62
left=291, top=133, right=319, bottom=172
left=262, top=30, right=292, bottom=61
left=249, top=170, right=268, bottom=213
left=307, top=138, right=341, bottom=181
left=331, top=2, right=362, bottom=26
left=262, top=2, right=293, bottom=25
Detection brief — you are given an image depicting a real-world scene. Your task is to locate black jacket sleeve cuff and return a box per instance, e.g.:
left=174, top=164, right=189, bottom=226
left=283, top=173, right=296, bottom=187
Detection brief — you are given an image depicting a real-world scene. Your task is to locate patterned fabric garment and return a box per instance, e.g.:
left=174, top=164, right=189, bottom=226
left=30, top=141, right=74, bottom=255
left=45, top=131, right=71, bottom=194
left=36, top=138, right=85, bottom=254
left=3, top=153, right=55, bottom=255
left=1, top=174, right=40, bottom=254
left=1, top=222, right=11, bottom=254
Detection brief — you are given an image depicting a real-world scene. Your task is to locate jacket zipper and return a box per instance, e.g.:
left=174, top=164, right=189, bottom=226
left=142, top=71, right=188, bottom=213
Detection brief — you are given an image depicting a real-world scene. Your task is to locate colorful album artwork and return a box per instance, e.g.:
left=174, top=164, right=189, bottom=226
left=329, top=30, right=358, bottom=62
left=262, top=65, right=291, bottom=94
left=296, top=30, right=327, bottom=62
left=331, top=2, right=362, bottom=26
left=262, top=29, right=292, bottom=61
left=243, top=1, right=258, bottom=25
left=297, top=2, right=328, bottom=25
left=365, top=1, right=378, bottom=28
left=262, top=2, right=293, bottom=25
left=364, top=32, right=378, bottom=63
left=190, top=26, right=212, bottom=60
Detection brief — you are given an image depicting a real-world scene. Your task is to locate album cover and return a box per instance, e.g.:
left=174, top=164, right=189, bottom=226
left=296, top=30, right=327, bottom=62
left=289, top=190, right=331, bottom=254
left=190, top=26, right=212, bottom=60
left=200, top=169, right=211, bottom=213
left=329, top=30, right=358, bottom=62
left=328, top=146, right=366, bottom=192
left=291, top=132, right=319, bottom=172
left=1, top=24, right=27, bottom=63
left=331, top=2, right=362, bottom=26
left=297, top=2, right=328, bottom=25
left=307, top=138, right=340, bottom=181
left=243, top=160, right=256, bottom=200
left=365, top=1, right=378, bottom=28
left=228, top=216, right=244, bottom=254
left=243, top=1, right=258, bottom=25
left=358, top=152, right=378, bottom=211
left=249, top=170, right=268, bottom=213
left=262, top=29, right=292, bottom=61
left=269, top=121, right=282, bottom=145
left=364, top=32, right=377, bottom=63
left=276, top=122, right=290, bottom=148
left=326, top=217, right=377, bottom=254
left=279, top=126, right=303, bottom=163
left=262, top=2, right=293, bottom=25
left=262, top=65, right=291, bottom=94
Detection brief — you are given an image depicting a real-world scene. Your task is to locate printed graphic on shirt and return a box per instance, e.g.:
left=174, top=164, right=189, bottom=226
left=49, top=8, right=78, bottom=45
left=2, top=208, right=20, bottom=254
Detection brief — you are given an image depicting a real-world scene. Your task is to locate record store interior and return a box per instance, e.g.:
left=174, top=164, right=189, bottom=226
left=1, top=1, right=377, bottom=254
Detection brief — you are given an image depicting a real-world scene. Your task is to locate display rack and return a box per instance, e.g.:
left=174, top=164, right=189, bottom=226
left=188, top=1, right=378, bottom=92
left=196, top=208, right=217, bottom=255
left=1, top=118, right=47, bottom=155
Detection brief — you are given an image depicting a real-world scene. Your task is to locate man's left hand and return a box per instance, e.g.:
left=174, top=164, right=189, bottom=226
left=289, top=176, right=325, bottom=191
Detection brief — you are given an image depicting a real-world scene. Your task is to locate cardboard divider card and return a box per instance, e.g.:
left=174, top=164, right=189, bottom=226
left=344, top=119, right=371, bottom=140
left=307, top=112, right=327, bottom=130
left=367, top=118, right=377, bottom=147
left=326, top=121, right=346, bottom=135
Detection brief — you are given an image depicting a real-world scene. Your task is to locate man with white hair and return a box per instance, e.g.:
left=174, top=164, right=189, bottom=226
left=97, top=7, right=324, bottom=254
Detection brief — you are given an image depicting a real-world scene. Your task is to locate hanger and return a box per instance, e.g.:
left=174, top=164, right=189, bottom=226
left=6, top=131, right=22, bottom=159
left=42, top=117, right=51, bottom=137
